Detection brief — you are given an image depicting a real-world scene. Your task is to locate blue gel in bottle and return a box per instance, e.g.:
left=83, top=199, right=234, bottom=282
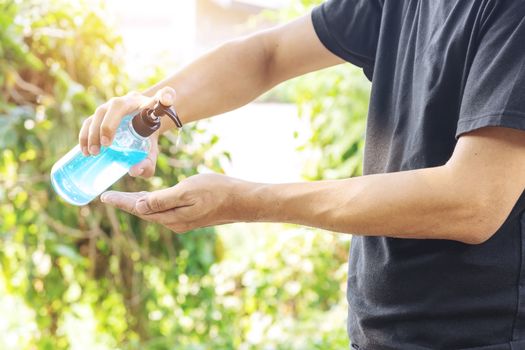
left=51, top=115, right=150, bottom=205
left=52, top=101, right=181, bottom=206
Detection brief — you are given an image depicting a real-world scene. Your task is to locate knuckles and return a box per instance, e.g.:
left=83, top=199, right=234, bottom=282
left=94, top=105, right=107, bottom=116
left=126, top=91, right=141, bottom=99
left=81, top=116, right=92, bottom=127
left=100, top=123, right=113, bottom=136
left=108, top=96, right=125, bottom=108
left=147, top=196, right=162, bottom=212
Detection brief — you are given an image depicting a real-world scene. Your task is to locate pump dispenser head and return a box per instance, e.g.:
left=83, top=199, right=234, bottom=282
left=132, top=102, right=183, bottom=137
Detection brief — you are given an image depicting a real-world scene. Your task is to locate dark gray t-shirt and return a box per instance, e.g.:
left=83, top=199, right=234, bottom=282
left=312, top=0, right=525, bottom=349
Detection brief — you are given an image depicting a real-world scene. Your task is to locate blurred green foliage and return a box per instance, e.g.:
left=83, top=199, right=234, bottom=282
left=0, top=0, right=225, bottom=348
left=276, top=66, right=370, bottom=180
left=267, top=0, right=371, bottom=180
left=0, top=0, right=368, bottom=349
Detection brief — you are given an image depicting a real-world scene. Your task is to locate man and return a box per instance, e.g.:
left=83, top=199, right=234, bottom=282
left=81, top=1, right=525, bottom=349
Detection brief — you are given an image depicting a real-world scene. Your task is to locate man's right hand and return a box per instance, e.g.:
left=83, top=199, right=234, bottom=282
left=78, top=86, right=177, bottom=178
left=78, top=13, right=343, bottom=178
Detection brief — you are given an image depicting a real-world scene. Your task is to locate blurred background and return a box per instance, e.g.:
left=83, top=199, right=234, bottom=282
left=0, top=0, right=371, bottom=348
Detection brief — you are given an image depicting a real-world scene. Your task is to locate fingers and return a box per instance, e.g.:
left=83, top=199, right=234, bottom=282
left=101, top=189, right=168, bottom=215
left=79, top=117, right=93, bottom=156
left=85, top=92, right=150, bottom=155
left=129, top=133, right=159, bottom=178
left=101, top=191, right=147, bottom=213
left=140, top=153, right=158, bottom=178
left=99, top=97, right=125, bottom=148
left=153, top=86, right=176, bottom=107
left=129, top=156, right=154, bottom=177
left=100, top=92, right=146, bottom=147
left=128, top=163, right=145, bottom=177
left=102, top=189, right=198, bottom=234
left=81, top=88, right=176, bottom=157
left=135, top=187, right=184, bottom=215
left=87, top=104, right=107, bottom=155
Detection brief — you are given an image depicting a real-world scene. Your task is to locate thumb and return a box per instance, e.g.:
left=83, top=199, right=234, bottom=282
left=135, top=187, right=182, bottom=215
left=129, top=132, right=158, bottom=178
left=101, top=191, right=146, bottom=213
left=154, top=86, right=177, bottom=107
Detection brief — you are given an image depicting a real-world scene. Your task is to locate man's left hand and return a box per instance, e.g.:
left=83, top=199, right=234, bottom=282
left=101, top=173, right=255, bottom=233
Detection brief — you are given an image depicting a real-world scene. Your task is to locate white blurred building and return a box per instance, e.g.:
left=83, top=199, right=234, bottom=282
left=108, top=0, right=289, bottom=77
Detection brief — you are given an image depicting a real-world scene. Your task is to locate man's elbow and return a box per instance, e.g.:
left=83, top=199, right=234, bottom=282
left=456, top=198, right=507, bottom=245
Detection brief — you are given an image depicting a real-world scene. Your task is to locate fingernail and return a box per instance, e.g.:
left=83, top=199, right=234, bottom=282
left=82, top=147, right=88, bottom=156
left=101, top=193, right=112, bottom=203
left=101, top=136, right=110, bottom=146
left=136, top=199, right=149, bottom=214
left=162, top=93, right=173, bottom=105
left=130, top=168, right=144, bottom=177
left=89, top=145, right=99, bottom=155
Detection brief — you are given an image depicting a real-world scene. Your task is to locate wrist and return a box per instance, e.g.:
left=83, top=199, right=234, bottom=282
left=143, top=84, right=190, bottom=131
left=239, top=181, right=334, bottom=227
left=230, top=180, right=273, bottom=223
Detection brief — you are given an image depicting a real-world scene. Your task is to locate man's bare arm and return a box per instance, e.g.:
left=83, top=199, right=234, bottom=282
left=102, top=127, right=525, bottom=245
left=145, top=14, right=343, bottom=132
left=81, top=14, right=343, bottom=153
left=246, top=127, right=525, bottom=244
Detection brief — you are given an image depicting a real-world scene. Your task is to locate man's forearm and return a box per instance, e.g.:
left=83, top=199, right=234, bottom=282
left=242, top=165, right=497, bottom=244
left=144, top=34, right=273, bottom=133
left=142, top=15, right=343, bottom=133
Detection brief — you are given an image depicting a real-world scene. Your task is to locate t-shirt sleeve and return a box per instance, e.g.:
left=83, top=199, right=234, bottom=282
left=456, top=2, right=525, bottom=138
left=311, top=0, right=383, bottom=80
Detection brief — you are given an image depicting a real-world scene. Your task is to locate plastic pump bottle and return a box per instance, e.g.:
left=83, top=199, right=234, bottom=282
left=51, top=102, right=181, bottom=206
